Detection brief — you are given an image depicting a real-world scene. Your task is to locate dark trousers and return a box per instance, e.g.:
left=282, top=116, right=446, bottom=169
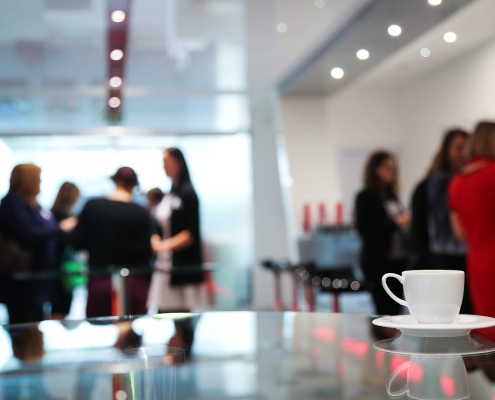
left=433, top=254, right=472, bottom=315
left=86, top=276, right=148, bottom=318
left=363, top=259, right=407, bottom=316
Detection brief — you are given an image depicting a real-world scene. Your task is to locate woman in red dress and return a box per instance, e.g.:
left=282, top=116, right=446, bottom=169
left=449, top=121, right=495, bottom=322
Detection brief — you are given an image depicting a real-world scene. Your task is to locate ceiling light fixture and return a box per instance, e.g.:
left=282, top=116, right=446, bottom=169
left=108, top=97, right=121, bottom=108
left=388, top=25, right=402, bottom=37
left=109, top=77, right=123, bottom=88
left=356, top=49, right=369, bottom=60
left=420, top=48, right=431, bottom=57
left=330, top=68, right=344, bottom=79
left=444, top=32, right=457, bottom=43
left=110, top=49, right=124, bottom=60
left=277, top=23, right=288, bottom=33
left=315, top=0, right=325, bottom=8
left=428, top=0, right=442, bottom=5
left=111, top=10, right=126, bottom=22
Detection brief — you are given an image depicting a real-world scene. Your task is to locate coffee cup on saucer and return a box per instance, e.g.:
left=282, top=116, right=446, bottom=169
left=386, top=355, right=469, bottom=400
left=382, top=270, right=464, bottom=324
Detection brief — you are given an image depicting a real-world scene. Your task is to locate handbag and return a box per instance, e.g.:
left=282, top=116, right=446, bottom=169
left=61, top=246, right=88, bottom=293
left=0, top=231, right=33, bottom=274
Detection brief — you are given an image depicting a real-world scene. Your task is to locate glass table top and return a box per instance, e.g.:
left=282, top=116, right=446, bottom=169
left=1, top=312, right=495, bottom=399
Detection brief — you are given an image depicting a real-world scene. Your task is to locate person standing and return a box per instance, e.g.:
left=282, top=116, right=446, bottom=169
left=0, top=164, right=76, bottom=323
left=70, top=167, right=152, bottom=318
left=449, top=121, right=495, bottom=322
left=355, top=151, right=410, bottom=316
left=50, top=182, right=81, bottom=319
left=147, top=148, right=206, bottom=313
left=424, top=129, right=472, bottom=314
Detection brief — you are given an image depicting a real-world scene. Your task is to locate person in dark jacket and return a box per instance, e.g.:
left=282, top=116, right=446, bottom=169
left=0, top=164, right=76, bottom=324
left=355, top=151, right=410, bottom=316
left=69, top=167, right=152, bottom=318
left=147, top=148, right=205, bottom=313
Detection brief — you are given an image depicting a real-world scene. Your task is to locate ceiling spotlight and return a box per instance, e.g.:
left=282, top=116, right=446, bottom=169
left=277, top=23, right=288, bottom=33
left=388, top=25, right=402, bottom=37
left=330, top=68, right=344, bottom=79
left=444, top=32, right=457, bottom=43
left=428, top=0, right=442, bottom=5
left=111, top=10, right=126, bottom=22
left=315, top=0, right=325, bottom=8
left=356, top=49, right=369, bottom=60
left=420, top=48, right=431, bottom=57
left=109, top=77, right=123, bottom=88
left=108, top=97, right=121, bottom=108
left=110, top=49, right=124, bottom=60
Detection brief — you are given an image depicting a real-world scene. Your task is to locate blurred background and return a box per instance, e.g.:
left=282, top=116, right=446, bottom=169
left=1, top=0, right=494, bottom=312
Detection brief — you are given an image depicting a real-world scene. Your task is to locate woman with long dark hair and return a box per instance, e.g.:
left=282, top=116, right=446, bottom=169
left=147, top=148, right=205, bottom=313
left=355, top=151, right=410, bottom=316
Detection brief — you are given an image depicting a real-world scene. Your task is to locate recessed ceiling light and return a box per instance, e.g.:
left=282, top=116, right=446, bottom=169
left=444, top=32, right=457, bottom=43
left=315, top=0, right=325, bottom=8
left=330, top=68, right=344, bottom=79
left=388, top=25, right=402, bottom=37
left=108, top=97, right=121, bottom=108
left=420, top=48, right=431, bottom=57
left=111, top=10, right=126, bottom=23
left=428, top=0, right=442, bottom=5
left=356, top=49, right=369, bottom=60
left=277, top=23, right=288, bottom=33
left=109, top=77, right=123, bottom=88
left=110, top=49, right=124, bottom=60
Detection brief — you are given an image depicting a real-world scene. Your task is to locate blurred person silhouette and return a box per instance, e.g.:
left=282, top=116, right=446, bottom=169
left=147, top=148, right=206, bottom=314
left=412, top=129, right=472, bottom=314
left=69, top=167, right=152, bottom=318
left=450, top=121, right=495, bottom=333
left=146, top=187, right=164, bottom=217
left=355, top=151, right=410, bottom=316
left=50, top=182, right=81, bottom=319
left=0, top=164, right=76, bottom=324
left=0, top=324, right=54, bottom=400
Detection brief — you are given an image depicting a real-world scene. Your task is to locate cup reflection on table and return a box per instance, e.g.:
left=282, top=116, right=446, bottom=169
left=386, top=354, right=469, bottom=400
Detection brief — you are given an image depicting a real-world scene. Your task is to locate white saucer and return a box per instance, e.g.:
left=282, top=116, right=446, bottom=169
left=372, top=314, right=495, bottom=337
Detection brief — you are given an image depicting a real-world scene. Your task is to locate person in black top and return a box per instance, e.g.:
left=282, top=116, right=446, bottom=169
left=355, top=151, right=410, bottom=316
left=147, top=148, right=205, bottom=313
left=70, top=167, right=152, bottom=318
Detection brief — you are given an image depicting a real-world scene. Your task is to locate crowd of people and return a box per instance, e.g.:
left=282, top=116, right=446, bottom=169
left=0, top=148, right=205, bottom=324
left=355, top=120, right=495, bottom=324
left=1, top=121, right=495, bottom=326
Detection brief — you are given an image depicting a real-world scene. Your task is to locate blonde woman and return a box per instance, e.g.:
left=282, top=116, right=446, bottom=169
left=0, top=164, right=76, bottom=323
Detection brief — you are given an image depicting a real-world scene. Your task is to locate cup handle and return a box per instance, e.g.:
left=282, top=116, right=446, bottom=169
left=382, top=273, right=408, bottom=307
left=386, top=361, right=411, bottom=397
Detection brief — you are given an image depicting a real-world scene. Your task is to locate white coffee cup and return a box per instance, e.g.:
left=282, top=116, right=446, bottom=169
left=387, top=355, right=469, bottom=400
left=382, top=270, right=464, bottom=324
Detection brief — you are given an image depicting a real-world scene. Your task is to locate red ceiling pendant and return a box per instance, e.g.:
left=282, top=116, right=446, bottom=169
left=107, top=0, right=131, bottom=123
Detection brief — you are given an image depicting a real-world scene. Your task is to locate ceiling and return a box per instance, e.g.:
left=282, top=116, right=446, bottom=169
left=279, top=0, right=481, bottom=96
left=1, top=0, right=494, bottom=133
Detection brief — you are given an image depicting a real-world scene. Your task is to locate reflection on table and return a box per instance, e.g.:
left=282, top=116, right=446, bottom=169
left=1, top=313, right=495, bottom=399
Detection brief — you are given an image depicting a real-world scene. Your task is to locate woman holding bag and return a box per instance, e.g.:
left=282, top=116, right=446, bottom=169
left=0, top=164, right=76, bottom=323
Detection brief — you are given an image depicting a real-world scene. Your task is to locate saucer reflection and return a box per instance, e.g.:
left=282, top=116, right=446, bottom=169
left=386, top=354, right=469, bottom=400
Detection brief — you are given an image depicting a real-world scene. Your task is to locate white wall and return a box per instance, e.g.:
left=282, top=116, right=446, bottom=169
left=281, top=83, right=404, bottom=227
left=281, top=96, right=338, bottom=233
left=399, top=39, right=495, bottom=198
left=282, top=37, right=495, bottom=229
